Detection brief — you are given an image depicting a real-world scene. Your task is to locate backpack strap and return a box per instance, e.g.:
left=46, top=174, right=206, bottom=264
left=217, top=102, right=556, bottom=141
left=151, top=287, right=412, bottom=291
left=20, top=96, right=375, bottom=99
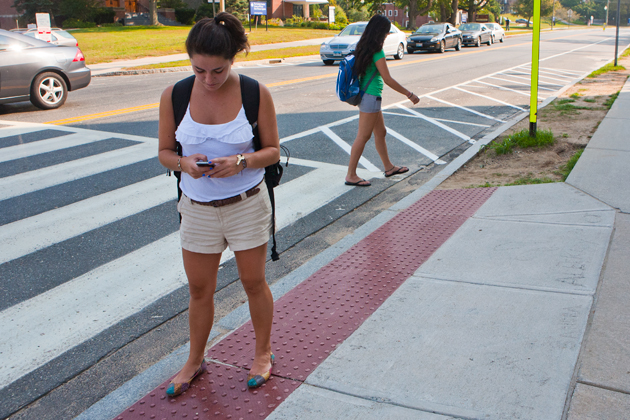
left=239, top=74, right=280, bottom=261
left=171, top=75, right=195, bottom=220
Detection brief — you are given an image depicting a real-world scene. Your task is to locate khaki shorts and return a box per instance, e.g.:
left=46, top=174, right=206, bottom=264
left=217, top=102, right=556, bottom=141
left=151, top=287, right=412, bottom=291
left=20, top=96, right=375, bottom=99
left=177, top=184, right=272, bottom=254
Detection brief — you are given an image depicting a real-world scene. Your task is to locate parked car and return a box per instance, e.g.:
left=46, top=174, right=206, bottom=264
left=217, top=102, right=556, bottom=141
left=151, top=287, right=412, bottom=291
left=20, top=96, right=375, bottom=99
left=515, top=19, right=533, bottom=24
left=458, top=23, right=493, bottom=47
left=0, top=29, right=91, bottom=109
left=11, top=27, right=79, bottom=47
left=320, top=22, right=407, bottom=65
left=406, top=22, right=462, bottom=54
left=485, top=22, right=506, bottom=43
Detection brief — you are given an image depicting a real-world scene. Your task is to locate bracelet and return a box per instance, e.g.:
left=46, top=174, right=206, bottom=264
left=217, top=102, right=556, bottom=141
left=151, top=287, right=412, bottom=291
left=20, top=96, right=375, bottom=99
left=407, top=91, right=414, bottom=99
left=177, top=157, right=182, bottom=171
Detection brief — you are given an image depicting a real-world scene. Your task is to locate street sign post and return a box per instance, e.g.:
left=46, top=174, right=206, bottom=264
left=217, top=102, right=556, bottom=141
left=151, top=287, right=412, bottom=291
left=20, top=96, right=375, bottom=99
left=35, top=13, right=52, bottom=43
left=249, top=1, right=267, bottom=31
left=529, top=0, right=542, bottom=137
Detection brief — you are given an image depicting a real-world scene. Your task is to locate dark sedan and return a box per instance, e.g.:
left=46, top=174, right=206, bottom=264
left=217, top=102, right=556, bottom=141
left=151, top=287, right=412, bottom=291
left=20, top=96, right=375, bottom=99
left=0, top=29, right=90, bottom=110
left=458, top=23, right=493, bottom=47
left=407, top=23, right=462, bottom=54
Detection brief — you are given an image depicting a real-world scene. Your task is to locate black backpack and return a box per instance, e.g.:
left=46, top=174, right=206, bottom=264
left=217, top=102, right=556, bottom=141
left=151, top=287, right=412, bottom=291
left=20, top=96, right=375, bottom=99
left=170, top=74, right=287, bottom=261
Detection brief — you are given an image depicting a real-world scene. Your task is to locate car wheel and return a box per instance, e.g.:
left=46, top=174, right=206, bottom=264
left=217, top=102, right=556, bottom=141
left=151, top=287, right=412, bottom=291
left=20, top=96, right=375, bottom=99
left=323, top=60, right=334, bottom=66
left=455, top=38, right=462, bottom=51
left=30, top=72, right=67, bottom=110
left=438, top=40, right=445, bottom=53
left=487, top=36, right=493, bottom=45
left=395, top=43, right=404, bottom=60
left=476, top=37, right=481, bottom=47
left=407, top=47, right=415, bottom=54
left=500, top=34, right=505, bottom=43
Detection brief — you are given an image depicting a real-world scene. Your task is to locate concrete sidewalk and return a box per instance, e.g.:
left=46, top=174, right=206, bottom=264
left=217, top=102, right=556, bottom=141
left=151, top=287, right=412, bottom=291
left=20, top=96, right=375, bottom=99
left=83, top=58, right=630, bottom=420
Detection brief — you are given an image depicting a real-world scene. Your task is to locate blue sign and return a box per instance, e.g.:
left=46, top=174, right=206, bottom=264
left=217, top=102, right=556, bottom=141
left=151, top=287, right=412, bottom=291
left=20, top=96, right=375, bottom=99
left=250, top=1, right=267, bottom=15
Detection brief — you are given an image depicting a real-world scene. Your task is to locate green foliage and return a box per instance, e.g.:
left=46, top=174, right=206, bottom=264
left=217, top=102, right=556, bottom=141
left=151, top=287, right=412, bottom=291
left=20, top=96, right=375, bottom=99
left=160, top=0, right=186, bottom=8
left=195, top=3, right=216, bottom=19
left=13, top=0, right=57, bottom=22
left=335, top=7, right=348, bottom=25
left=267, top=18, right=284, bottom=26
left=559, top=149, right=583, bottom=180
left=346, top=7, right=369, bottom=22
left=583, top=98, right=596, bottom=103
left=604, top=92, right=620, bottom=109
left=514, top=0, right=554, bottom=24
left=310, top=4, right=323, bottom=20
left=226, top=0, right=248, bottom=21
left=174, top=8, right=195, bottom=24
left=59, top=0, right=100, bottom=22
left=487, top=129, right=555, bottom=155
left=505, top=175, right=557, bottom=186
left=62, top=18, right=96, bottom=28
left=93, top=7, right=116, bottom=24
left=588, top=63, right=626, bottom=78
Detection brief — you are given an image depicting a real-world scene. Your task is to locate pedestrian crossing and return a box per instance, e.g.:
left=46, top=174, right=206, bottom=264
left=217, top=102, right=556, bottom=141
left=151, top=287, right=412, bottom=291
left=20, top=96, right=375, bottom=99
left=0, top=61, right=588, bottom=417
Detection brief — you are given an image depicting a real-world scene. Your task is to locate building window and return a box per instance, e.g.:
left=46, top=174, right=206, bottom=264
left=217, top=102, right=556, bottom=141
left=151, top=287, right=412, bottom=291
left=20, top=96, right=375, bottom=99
left=293, top=4, right=303, bottom=16
left=388, top=10, right=392, bottom=16
left=395, top=10, right=398, bottom=16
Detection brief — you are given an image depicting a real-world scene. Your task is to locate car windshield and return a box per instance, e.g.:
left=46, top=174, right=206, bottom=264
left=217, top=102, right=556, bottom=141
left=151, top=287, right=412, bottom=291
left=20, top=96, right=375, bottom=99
left=22, top=32, right=59, bottom=42
left=415, top=25, right=443, bottom=34
left=459, top=23, right=481, bottom=31
left=339, top=24, right=366, bottom=36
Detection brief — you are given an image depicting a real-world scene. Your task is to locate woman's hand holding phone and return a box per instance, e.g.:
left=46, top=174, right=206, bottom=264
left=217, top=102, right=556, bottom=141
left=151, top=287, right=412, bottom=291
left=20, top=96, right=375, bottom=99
left=182, top=154, right=213, bottom=179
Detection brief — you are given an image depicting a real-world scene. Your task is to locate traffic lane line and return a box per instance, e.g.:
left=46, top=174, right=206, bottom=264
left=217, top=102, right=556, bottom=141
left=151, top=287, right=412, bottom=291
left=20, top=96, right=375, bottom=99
left=42, top=31, right=609, bottom=126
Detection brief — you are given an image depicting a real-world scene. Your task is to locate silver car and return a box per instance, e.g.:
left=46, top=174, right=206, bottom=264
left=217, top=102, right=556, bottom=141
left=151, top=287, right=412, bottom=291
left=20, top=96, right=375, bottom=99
left=458, top=23, right=493, bottom=47
left=13, top=28, right=79, bottom=47
left=486, top=22, right=506, bottom=43
left=320, top=22, right=407, bottom=65
left=0, top=29, right=90, bottom=109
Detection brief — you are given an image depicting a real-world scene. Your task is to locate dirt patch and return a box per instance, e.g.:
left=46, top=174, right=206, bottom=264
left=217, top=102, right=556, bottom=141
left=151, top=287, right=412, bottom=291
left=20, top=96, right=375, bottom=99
left=438, top=56, right=630, bottom=190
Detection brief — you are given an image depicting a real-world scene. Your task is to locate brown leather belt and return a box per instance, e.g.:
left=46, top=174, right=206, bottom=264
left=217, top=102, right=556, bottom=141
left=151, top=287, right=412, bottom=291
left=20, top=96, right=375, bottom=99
left=190, top=185, right=261, bottom=208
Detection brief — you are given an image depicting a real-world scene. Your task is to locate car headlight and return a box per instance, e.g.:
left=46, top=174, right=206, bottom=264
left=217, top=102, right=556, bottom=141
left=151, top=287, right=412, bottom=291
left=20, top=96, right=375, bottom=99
left=407, top=37, right=411, bottom=42
left=430, top=37, right=438, bottom=42
left=349, top=42, right=357, bottom=50
left=320, top=44, right=330, bottom=50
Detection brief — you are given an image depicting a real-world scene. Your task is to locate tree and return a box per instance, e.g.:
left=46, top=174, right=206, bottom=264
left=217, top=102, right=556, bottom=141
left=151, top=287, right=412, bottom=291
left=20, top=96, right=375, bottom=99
left=514, top=0, right=554, bottom=27
left=392, top=0, right=435, bottom=29
left=13, top=0, right=59, bottom=23
left=59, top=0, right=100, bottom=22
left=149, top=0, right=158, bottom=25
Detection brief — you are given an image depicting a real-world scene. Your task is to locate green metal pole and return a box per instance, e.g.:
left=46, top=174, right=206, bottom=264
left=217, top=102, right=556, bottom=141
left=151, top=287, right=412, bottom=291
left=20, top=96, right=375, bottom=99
left=529, top=0, right=542, bottom=137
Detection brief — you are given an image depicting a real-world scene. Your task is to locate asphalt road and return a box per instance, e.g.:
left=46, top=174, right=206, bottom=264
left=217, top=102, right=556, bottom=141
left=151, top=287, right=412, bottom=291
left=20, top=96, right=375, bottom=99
left=1, top=28, right=629, bottom=420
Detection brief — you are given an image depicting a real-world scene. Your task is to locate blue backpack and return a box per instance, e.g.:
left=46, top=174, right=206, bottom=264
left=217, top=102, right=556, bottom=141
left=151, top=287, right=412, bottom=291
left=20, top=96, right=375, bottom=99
left=336, top=54, right=377, bottom=106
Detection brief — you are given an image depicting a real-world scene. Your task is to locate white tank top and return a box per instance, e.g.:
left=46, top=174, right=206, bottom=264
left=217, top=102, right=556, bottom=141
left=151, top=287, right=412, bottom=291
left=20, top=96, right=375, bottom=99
left=175, top=104, right=264, bottom=201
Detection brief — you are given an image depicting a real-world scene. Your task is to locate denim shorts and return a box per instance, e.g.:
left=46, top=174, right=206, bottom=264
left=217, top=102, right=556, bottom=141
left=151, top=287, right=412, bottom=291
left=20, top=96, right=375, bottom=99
left=359, top=93, right=382, bottom=113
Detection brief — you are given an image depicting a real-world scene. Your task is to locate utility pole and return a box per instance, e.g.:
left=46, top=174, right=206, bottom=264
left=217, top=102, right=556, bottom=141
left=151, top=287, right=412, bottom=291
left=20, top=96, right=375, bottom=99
left=551, top=0, right=555, bottom=30
left=614, top=0, right=621, bottom=65
left=604, top=0, right=609, bottom=30
left=529, top=0, right=542, bottom=137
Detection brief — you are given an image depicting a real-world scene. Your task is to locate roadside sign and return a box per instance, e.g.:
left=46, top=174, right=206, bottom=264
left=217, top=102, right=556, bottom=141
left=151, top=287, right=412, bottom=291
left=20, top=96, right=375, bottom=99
left=249, top=1, right=267, bottom=16
left=329, top=6, right=335, bottom=24
left=35, top=13, right=52, bottom=43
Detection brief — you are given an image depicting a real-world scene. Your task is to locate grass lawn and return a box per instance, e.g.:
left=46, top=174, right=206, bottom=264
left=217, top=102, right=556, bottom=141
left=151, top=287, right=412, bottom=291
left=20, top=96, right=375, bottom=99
left=126, top=45, right=321, bottom=70
left=72, top=26, right=338, bottom=64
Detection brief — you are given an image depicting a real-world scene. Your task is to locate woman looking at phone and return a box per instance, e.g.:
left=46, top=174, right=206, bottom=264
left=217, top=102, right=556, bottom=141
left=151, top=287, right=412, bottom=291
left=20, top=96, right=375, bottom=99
left=345, top=14, right=420, bottom=187
left=157, top=13, right=280, bottom=395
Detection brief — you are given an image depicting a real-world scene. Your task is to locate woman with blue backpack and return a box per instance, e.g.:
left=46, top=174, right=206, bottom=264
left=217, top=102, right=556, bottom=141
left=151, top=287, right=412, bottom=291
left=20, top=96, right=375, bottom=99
left=345, top=14, right=420, bottom=187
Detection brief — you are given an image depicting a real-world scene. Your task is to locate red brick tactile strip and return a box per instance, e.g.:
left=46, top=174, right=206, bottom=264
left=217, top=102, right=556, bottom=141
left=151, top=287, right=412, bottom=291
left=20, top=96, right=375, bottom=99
left=114, top=188, right=497, bottom=420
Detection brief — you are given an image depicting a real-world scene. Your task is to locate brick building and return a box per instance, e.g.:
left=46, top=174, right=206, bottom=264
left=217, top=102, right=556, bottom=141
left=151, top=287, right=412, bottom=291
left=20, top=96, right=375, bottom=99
left=0, top=2, right=20, bottom=30
left=381, top=3, right=432, bottom=28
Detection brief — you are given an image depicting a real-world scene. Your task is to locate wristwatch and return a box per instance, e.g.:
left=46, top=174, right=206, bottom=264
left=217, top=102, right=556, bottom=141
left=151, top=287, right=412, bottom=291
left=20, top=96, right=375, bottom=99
left=236, top=154, right=247, bottom=168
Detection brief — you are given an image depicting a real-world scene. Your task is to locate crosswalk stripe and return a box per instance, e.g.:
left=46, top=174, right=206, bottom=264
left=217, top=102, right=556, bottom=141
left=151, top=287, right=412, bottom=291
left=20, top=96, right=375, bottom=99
left=0, top=132, right=118, bottom=163
left=0, top=176, right=175, bottom=265
left=385, top=127, right=446, bottom=164
left=320, top=126, right=380, bottom=172
left=455, top=86, right=527, bottom=111
left=396, top=104, right=472, bottom=142
left=424, top=95, right=505, bottom=122
left=0, top=142, right=156, bottom=200
left=0, top=159, right=373, bottom=388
